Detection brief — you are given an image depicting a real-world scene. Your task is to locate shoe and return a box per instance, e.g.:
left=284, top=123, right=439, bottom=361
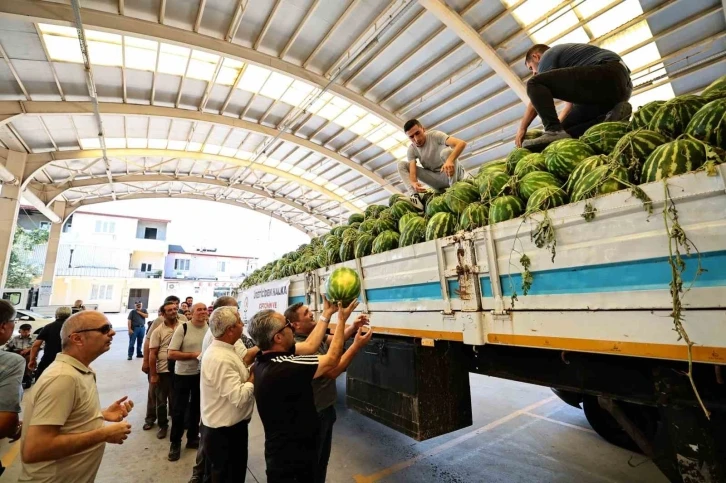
left=409, top=193, right=424, bottom=210
left=143, top=422, right=154, bottom=431
left=136, top=354, right=143, bottom=358
left=186, top=438, right=200, bottom=449
left=127, top=356, right=132, bottom=360
left=157, top=426, right=168, bottom=439
left=522, top=130, right=571, bottom=150
left=168, top=442, right=181, bottom=461
left=604, top=101, right=632, bottom=123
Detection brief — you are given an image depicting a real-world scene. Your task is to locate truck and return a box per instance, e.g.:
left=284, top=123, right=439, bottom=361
left=242, top=166, right=726, bottom=482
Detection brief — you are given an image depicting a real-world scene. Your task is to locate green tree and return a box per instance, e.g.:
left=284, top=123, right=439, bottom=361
left=6, top=227, right=50, bottom=288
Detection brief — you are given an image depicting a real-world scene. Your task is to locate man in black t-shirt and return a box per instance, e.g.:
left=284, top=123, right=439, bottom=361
left=127, top=301, right=148, bottom=360
left=249, top=299, right=367, bottom=483
left=28, top=306, right=72, bottom=381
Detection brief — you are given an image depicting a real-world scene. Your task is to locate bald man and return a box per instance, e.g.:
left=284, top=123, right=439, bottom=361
left=20, top=311, right=134, bottom=483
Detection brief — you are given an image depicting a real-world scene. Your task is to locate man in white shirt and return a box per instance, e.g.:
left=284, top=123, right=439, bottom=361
left=200, top=307, right=255, bottom=482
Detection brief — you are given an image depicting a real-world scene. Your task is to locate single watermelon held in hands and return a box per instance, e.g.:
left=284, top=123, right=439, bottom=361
left=325, top=267, right=361, bottom=305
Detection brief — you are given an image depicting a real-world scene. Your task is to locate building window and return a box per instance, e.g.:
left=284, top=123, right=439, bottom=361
left=141, top=263, right=152, bottom=272
left=94, top=220, right=116, bottom=233
left=144, top=227, right=158, bottom=239
left=90, top=284, right=114, bottom=300
left=39, top=221, right=51, bottom=231
left=174, top=259, right=190, bottom=271
left=217, top=261, right=226, bottom=272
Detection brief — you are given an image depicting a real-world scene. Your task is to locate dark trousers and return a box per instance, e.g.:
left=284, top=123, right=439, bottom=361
left=203, top=419, right=249, bottom=483
left=128, top=326, right=145, bottom=357
left=527, top=61, right=633, bottom=136
left=171, top=373, right=200, bottom=444
left=153, top=372, right=174, bottom=428
left=145, top=372, right=158, bottom=425
left=314, top=406, right=336, bottom=483
left=266, top=438, right=318, bottom=483
left=193, top=423, right=206, bottom=479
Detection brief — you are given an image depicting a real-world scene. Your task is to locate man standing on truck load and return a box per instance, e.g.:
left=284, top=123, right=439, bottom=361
left=285, top=303, right=372, bottom=483
left=398, top=119, right=468, bottom=210
left=515, top=43, right=633, bottom=150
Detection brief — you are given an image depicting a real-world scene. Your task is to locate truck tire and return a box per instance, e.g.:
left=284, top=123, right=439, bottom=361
left=582, top=396, right=658, bottom=453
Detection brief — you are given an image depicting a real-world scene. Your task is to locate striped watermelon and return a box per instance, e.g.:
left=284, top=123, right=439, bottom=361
left=459, top=203, right=489, bottom=231
left=477, top=159, right=508, bottom=176
left=390, top=199, right=421, bottom=220
left=702, top=74, right=726, bottom=99
left=445, top=181, right=480, bottom=214
left=641, top=136, right=711, bottom=183
left=348, top=213, right=364, bottom=225
left=358, top=218, right=377, bottom=234
left=543, top=139, right=595, bottom=179
left=425, top=212, right=457, bottom=241
left=341, top=227, right=359, bottom=241
left=325, top=267, right=361, bottom=305
left=372, top=230, right=400, bottom=254
left=610, top=129, right=669, bottom=182
left=518, top=171, right=563, bottom=200
left=339, top=238, right=356, bottom=262
left=489, top=196, right=525, bottom=224
left=324, top=235, right=341, bottom=252
left=425, top=194, right=452, bottom=217
left=374, top=216, right=397, bottom=234
left=571, top=164, right=629, bottom=202
left=579, top=122, right=630, bottom=155
left=513, top=153, right=547, bottom=178
left=364, top=204, right=387, bottom=219
left=400, top=217, right=427, bottom=247
left=526, top=186, right=568, bottom=212
left=525, top=129, right=544, bottom=140
left=629, top=101, right=665, bottom=130
left=398, top=212, right=421, bottom=233
left=354, top=234, right=375, bottom=258
left=565, top=155, right=610, bottom=193
left=388, top=193, right=406, bottom=206
left=477, top=171, right=510, bottom=202
left=685, top=98, right=726, bottom=150
left=330, top=226, right=346, bottom=237
left=648, top=95, right=707, bottom=139
left=505, top=148, right=532, bottom=174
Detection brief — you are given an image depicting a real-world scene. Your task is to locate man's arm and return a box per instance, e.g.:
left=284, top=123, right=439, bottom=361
left=127, top=315, right=133, bottom=334
left=326, top=326, right=373, bottom=379
left=208, top=359, right=254, bottom=409
left=295, top=298, right=338, bottom=356
left=314, top=301, right=357, bottom=379
left=441, top=135, right=467, bottom=176
left=168, top=324, right=199, bottom=361
left=149, top=347, right=159, bottom=383
left=0, top=412, right=19, bottom=439
left=28, top=339, right=43, bottom=371
left=326, top=313, right=369, bottom=345
left=515, top=103, right=538, bottom=147
left=138, top=309, right=148, bottom=319
left=21, top=423, right=131, bottom=464
left=558, top=102, right=573, bottom=122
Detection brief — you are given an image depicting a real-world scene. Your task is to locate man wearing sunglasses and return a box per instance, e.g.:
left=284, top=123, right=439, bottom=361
left=19, top=311, right=134, bottom=483
left=249, top=299, right=370, bottom=483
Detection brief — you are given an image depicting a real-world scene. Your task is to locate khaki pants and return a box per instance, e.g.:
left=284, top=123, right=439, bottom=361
left=153, top=372, right=174, bottom=428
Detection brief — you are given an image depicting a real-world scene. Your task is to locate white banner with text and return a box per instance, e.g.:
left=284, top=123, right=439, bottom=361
left=239, top=279, right=290, bottom=322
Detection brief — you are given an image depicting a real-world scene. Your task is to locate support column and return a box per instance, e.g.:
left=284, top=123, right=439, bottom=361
left=37, top=200, right=66, bottom=306
left=0, top=151, right=27, bottom=288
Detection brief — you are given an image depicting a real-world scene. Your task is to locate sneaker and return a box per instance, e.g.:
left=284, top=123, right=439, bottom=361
left=127, top=356, right=132, bottom=360
left=409, top=193, right=424, bottom=210
left=604, top=101, right=632, bottom=123
left=157, top=426, right=168, bottom=439
left=522, top=130, right=571, bottom=150
left=168, top=442, right=181, bottom=461
left=143, top=422, right=154, bottom=431
left=136, top=354, right=143, bottom=358
left=186, top=438, right=200, bottom=449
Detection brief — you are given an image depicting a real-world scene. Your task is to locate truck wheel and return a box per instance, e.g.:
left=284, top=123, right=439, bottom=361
left=582, top=396, right=658, bottom=453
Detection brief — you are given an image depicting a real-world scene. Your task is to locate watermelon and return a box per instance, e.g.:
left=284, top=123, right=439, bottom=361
left=610, top=129, right=669, bottom=182
left=325, top=267, right=361, bottom=305
left=459, top=202, right=489, bottom=231
left=425, top=194, right=452, bottom=217
left=445, top=181, right=479, bottom=214
left=339, top=237, right=356, bottom=262
left=420, top=190, right=435, bottom=208
left=565, top=154, right=610, bottom=193
left=378, top=208, right=393, bottom=220
left=348, top=213, right=364, bottom=225
left=341, top=227, right=359, bottom=241
left=364, top=204, right=386, bottom=219
left=629, top=101, right=665, bottom=131
left=518, top=171, right=563, bottom=200
left=685, top=98, right=726, bottom=150
left=571, top=164, right=629, bottom=202
left=579, top=122, right=630, bottom=155
left=354, top=234, right=375, bottom=258
left=477, top=159, right=508, bottom=176
left=388, top=193, right=405, bottom=206
left=525, top=129, right=544, bottom=140
left=477, top=171, right=510, bottom=202
left=372, top=230, right=400, bottom=254
left=513, top=153, right=547, bottom=178
left=543, top=139, right=595, bottom=179
left=326, top=247, right=341, bottom=265
left=425, top=212, right=457, bottom=241
left=330, top=226, right=346, bottom=237
left=526, top=186, right=568, bottom=213
left=398, top=212, right=421, bottom=233
left=390, top=199, right=421, bottom=220
left=400, top=217, right=427, bottom=247
left=701, top=74, right=726, bottom=99
left=641, top=136, right=711, bottom=183
left=358, top=218, right=377, bottom=234
left=323, top=235, right=341, bottom=252
left=505, top=148, right=531, bottom=174
left=374, top=216, right=397, bottom=234
left=489, top=196, right=525, bottom=224
left=648, top=95, right=707, bottom=139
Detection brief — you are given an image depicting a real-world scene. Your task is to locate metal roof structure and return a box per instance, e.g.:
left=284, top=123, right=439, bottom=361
left=0, top=0, right=724, bottom=236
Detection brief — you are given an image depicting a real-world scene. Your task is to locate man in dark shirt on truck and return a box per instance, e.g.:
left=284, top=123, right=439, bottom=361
left=515, top=43, right=633, bottom=150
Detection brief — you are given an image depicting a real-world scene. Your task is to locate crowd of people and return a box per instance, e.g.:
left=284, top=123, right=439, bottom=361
left=0, top=292, right=372, bottom=482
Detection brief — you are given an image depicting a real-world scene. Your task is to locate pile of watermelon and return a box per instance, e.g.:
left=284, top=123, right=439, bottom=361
left=241, top=75, right=726, bottom=288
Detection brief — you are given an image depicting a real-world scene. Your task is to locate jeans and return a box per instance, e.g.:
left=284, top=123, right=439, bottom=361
left=171, top=373, right=200, bottom=444
left=203, top=419, right=249, bottom=483
left=397, top=156, right=465, bottom=195
left=265, top=438, right=318, bottom=483
left=153, top=372, right=174, bottom=428
left=527, top=61, right=633, bottom=136
left=314, top=405, right=336, bottom=483
left=128, top=326, right=145, bottom=358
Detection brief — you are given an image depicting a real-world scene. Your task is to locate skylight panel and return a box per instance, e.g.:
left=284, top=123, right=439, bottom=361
left=219, top=147, right=237, bottom=157
left=317, top=103, right=345, bottom=121
left=238, top=64, right=271, bottom=94
left=85, top=30, right=122, bottom=43
left=235, top=151, right=253, bottom=160
left=333, top=106, right=366, bottom=129
left=260, top=72, right=294, bottom=100
left=167, top=140, right=186, bottom=150
left=364, top=125, right=390, bottom=143
left=290, top=167, right=305, bottom=176
left=392, top=131, right=408, bottom=143
left=280, top=80, right=317, bottom=107
left=263, top=157, right=280, bottom=167
left=507, top=0, right=562, bottom=26
left=621, top=42, right=661, bottom=73
left=277, top=162, right=293, bottom=171
left=629, top=83, right=674, bottom=109
left=188, top=50, right=220, bottom=81
left=529, top=7, right=579, bottom=44
left=306, top=92, right=334, bottom=114
left=598, top=21, right=652, bottom=55
left=105, top=138, right=126, bottom=148
left=80, top=138, right=101, bottom=149
left=353, top=200, right=367, bottom=209
left=202, top=144, right=221, bottom=155
left=88, top=40, right=123, bottom=67
left=127, top=138, right=147, bottom=148
left=333, top=188, right=347, bottom=196
left=38, top=24, right=78, bottom=37
left=391, top=145, right=408, bottom=159
left=302, top=172, right=317, bottom=181
left=148, top=139, right=168, bottom=149
left=43, top=35, right=83, bottom=63
left=586, top=0, right=642, bottom=38
left=350, top=114, right=383, bottom=135
left=574, top=0, right=617, bottom=19
left=158, top=43, right=190, bottom=76
left=377, top=136, right=398, bottom=150
left=551, top=28, right=590, bottom=46
left=124, top=37, right=158, bottom=71
left=186, top=142, right=202, bottom=152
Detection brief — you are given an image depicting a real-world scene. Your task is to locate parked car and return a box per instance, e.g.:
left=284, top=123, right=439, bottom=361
left=14, top=308, right=55, bottom=335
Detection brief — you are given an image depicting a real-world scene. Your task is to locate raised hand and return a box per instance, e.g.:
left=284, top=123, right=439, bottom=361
left=322, top=295, right=339, bottom=319
left=353, top=326, right=373, bottom=347
left=337, top=300, right=359, bottom=324
left=104, top=421, right=132, bottom=444
left=352, top=314, right=370, bottom=330
left=103, top=396, right=134, bottom=422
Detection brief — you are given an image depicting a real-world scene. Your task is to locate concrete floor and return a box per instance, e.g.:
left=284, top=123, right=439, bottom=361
left=1, top=331, right=668, bottom=483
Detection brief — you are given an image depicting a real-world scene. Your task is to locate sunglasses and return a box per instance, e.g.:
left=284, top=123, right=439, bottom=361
left=72, top=323, right=114, bottom=336
left=272, top=320, right=292, bottom=341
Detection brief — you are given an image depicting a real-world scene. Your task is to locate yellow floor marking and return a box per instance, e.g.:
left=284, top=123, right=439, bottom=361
left=522, top=412, right=597, bottom=434
left=352, top=396, right=558, bottom=483
left=0, top=440, right=20, bottom=469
